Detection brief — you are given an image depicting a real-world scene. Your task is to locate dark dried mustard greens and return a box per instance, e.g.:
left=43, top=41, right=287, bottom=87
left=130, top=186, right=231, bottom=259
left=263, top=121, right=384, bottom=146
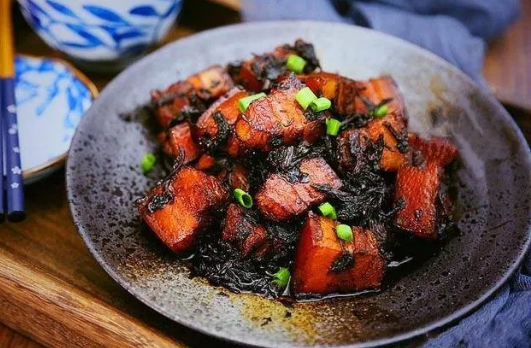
left=147, top=191, right=173, bottom=213
left=329, top=252, right=355, bottom=273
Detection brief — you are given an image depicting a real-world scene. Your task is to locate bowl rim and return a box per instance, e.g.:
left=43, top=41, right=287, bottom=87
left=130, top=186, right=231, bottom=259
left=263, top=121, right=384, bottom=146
left=66, top=20, right=531, bottom=348
left=18, top=54, right=99, bottom=183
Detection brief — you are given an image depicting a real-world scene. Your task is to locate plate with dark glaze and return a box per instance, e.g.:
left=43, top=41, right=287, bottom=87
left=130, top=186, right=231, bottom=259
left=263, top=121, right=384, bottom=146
left=67, top=21, right=531, bottom=347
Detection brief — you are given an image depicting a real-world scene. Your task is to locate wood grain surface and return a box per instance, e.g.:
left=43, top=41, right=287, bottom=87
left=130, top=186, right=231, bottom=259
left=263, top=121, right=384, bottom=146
left=0, top=325, right=42, bottom=348
left=1, top=0, right=529, bottom=347
left=0, top=249, right=180, bottom=348
left=483, top=0, right=531, bottom=111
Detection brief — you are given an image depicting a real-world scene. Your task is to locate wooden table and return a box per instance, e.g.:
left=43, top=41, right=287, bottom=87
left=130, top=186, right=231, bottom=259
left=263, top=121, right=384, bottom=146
left=1, top=0, right=530, bottom=347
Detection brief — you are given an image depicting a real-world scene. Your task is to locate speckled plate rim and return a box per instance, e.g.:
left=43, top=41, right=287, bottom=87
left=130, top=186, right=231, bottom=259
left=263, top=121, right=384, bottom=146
left=67, top=21, right=531, bottom=348
left=19, top=54, right=99, bottom=184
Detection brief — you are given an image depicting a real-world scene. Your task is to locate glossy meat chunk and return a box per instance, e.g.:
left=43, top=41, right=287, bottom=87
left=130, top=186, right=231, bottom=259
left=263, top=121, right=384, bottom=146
left=256, top=157, right=342, bottom=221
left=196, top=87, right=248, bottom=156
left=409, top=133, right=458, bottom=167
left=187, top=65, right=234, bottom=100
left=394, top=162, right=442, bottom=240
left=337, top=128, right=377, bottom=173
left=227, top=164, right=250, bottom=192
left=222, top=204, right=268, bottom=258
left=357, top=76, right=407, bottom=118
left=151, top=65, right=234, bottom=128
left=292, top=213, right=385, bottom=296
left=235, top=75, right=324, bottom=151
left=336, top=112, right=408, bottom=173
left=195, top=154, right=217, bottom=170
left=329, top=77, right=409, bottom=171
left=137, top=167, right=229, bottom=252
left=229, top=39, right=319, bottom=92
left=151, top=81, right=194, bottom=128
left=303, top=72, right=361, bottom=115
left=366, top=111, right=409, bottom=171
left=158, top=122, right=200, bottom=163
left=194, top=154, right=250, bottom=192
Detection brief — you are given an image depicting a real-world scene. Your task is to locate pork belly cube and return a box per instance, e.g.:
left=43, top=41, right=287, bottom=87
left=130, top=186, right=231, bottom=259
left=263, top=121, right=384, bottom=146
left=235, top=74, right=324, bottom=151
left=337, top=128, right=375, bottom=173
left=256, top=157, right=341, bottom=221
left=196, top=87, right=248, bottom=156
left=227, top=164, right=250, bottom=192
left=230, top=61, right=262, bottom=92
left=158, top=122, right=200, bottom=163
left=302, top=72, right=361, bottom=115
left=336, top=117, right=408, bottom=173
left=366, top=111, right=409, bottom=171
left=357, top=76, right=407, bottom=119
left=292, top=213, right=385, bottom=296
left=229, top=39, right=319, bottom=92
left=216, top=164, right=251, bottom=192
left=151, top=65, right=234, bottom=128
left=186, top=65, right=234, bottom=100
left=151, top=81, right=194, bottom=128
left=394, top=161, right=442, bottom=240
left=222, top=204, right=268, bottom=258
left=331, top=77, right=408, bottom=172
left=409, top=133, right=458, bottom=167
left=137, top=167, right=229, bottom=252
left=194, top=154, right=251, bottom=192
left=195, top=154, right=217, bottom=171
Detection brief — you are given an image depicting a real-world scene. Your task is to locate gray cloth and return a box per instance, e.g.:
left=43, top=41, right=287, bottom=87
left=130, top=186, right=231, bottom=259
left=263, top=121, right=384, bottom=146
left=241, top=0, right=520, bottom=80
left=241, top=1, right=530, bottom=347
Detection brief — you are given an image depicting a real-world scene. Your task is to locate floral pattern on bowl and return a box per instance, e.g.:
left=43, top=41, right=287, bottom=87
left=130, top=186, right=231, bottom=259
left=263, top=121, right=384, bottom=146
left=17, top=0, right=182, bottom=61
left=15, top=55, right=97, bottom=184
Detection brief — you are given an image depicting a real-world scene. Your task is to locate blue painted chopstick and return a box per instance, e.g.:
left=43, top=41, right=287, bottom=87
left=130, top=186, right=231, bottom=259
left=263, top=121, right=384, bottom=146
left=1, top=78, right=25, bottom=221
left=1, top=0, right=25, bottom=222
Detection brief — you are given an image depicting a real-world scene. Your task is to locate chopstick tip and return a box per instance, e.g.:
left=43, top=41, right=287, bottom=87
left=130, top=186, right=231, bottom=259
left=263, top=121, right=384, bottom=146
left=7, top=211, right=25, bottom=223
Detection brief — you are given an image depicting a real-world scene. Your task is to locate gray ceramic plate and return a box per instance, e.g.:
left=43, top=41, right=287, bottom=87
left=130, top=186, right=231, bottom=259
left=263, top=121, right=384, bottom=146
left=67, top=22, right=531, bottom=347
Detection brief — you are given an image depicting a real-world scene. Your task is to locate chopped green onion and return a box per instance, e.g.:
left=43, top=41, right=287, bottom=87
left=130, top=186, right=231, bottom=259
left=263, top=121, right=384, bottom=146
left=233, top=188, right=253, bottom=208
left=140, top=153, right=156, bottom=173
left=310, top=97, right=332, bottom=112
left=326, top=118, right=341, bottom=136
left=318, top=202, right=337, bottom=220
left=374, top=104, right=389, bottom=118
left=336, top=224, right=353, bottom=242
left=238, top=93, right=267, bottom=113
left=286, top=54, right=307, bottom=74
left=272, top=267, right=290, bottom=288
left=295, top=87, right=318, bottom=110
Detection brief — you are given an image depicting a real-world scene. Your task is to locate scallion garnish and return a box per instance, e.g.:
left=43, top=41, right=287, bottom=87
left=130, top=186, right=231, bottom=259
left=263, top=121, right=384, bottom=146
left=336, top=224, right=353, bottom=242
left=318, top=202, right=337, bottom=220
left=295, top=87, right=318, bottom=110
left=310, top=97, right=332, bottom=112
left=325, top=118, right=341, bottom=136
left=286, top=54, right=307, bottom=74
left=238, top=93, right=267, bottom=113
left=272, top=267, right=290, bottom=288
left=233, top=188, right=253, bottom=208
left=140, top=153, right=156, bottom=173
left=374, top=104, right=389, bottom=118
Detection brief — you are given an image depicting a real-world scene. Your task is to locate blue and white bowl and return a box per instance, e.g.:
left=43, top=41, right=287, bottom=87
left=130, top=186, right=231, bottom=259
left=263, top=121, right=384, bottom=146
left=18, top=0, right=182, bottom=70
left=15, top=55, right=97, bottom=184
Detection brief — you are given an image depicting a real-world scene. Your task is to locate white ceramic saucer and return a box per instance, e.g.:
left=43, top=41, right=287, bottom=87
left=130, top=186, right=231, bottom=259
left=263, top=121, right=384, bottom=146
left=15, top=55, right=98, bottom=184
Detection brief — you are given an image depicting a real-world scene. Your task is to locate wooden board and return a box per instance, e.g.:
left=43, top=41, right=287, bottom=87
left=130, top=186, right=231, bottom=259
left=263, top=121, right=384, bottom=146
left=2, top=0, right=530, bottom=347
left=483, top=0, right=531, bottom=112
left=2, top=1, right=241, bottom=347
left=0, top=325, right=42, bottom=348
